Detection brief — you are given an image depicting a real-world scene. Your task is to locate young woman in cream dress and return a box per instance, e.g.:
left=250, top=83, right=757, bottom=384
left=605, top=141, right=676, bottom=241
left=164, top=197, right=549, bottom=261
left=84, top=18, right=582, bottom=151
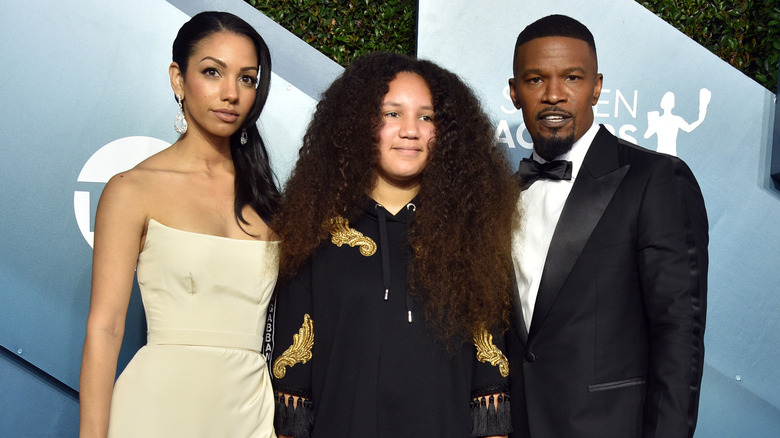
left=79, top=11, right=280, bottom=438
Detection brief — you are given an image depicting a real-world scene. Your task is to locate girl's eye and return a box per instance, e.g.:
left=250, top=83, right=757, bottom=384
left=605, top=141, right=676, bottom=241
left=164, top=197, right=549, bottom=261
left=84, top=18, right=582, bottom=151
left=384, top=111, right=400, bottom=118
left=420, top=115, right=434, bottom=122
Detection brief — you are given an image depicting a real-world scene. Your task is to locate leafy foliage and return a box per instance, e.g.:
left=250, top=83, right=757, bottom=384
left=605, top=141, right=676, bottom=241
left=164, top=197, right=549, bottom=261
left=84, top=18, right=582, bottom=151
left=638, top=0, right=779, bottom=92
left=246, top=0, right=416, bottom=66
left=246, top=0, right=779, bottom=92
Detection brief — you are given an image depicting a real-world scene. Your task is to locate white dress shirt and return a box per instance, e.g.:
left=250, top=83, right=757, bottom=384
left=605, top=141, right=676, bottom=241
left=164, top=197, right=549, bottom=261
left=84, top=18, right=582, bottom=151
left=512, top=122, right=600, bottom=331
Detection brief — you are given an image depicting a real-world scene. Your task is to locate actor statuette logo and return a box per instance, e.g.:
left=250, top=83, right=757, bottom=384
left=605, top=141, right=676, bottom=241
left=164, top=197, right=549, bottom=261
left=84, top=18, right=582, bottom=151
left=496, top=86, right=712, bottom=157
left=74, top=136, right=169, bottom=248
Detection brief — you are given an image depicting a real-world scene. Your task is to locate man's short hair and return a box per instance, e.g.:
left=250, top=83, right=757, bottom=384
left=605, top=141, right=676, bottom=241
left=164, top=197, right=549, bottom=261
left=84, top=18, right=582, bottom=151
left=515, top=14, right=597, bottom=57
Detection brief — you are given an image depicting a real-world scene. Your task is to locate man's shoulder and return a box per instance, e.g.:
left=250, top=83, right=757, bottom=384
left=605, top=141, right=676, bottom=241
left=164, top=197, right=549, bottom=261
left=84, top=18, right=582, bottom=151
left=604, top=130, right=686, bottom=167
left=585, top=126, right=672, bottom=172
left=586, top=126, right=698, bottom=185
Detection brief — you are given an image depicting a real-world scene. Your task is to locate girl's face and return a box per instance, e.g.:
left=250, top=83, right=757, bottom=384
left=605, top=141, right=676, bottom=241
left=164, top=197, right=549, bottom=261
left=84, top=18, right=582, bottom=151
left=375, top=72, right=436, bottom=189
left=170, top=31, right=258, bottom=141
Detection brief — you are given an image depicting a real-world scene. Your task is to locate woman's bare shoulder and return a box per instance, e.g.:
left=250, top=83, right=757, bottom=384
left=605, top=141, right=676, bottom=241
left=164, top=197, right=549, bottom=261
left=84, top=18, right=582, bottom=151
left=106, top=147, right=179, bottom=192
left=98, top=147, right=180, bottom=219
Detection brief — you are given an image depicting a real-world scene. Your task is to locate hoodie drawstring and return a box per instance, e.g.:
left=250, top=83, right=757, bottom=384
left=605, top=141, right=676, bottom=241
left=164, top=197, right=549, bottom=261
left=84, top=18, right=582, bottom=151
left=376, top=204, right=392, bottom=302
left=375, top=202, right=415, bottom=323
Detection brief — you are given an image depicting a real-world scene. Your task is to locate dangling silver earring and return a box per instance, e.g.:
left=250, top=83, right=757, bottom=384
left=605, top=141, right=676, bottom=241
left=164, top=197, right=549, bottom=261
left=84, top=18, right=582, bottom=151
left=240, top=129, right=248, bottom=145
left=174, top=94, right=187, bottom=135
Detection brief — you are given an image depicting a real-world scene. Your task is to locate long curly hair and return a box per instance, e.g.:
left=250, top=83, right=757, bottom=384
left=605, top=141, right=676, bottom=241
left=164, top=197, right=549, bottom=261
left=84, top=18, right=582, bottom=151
left=274, top=52, right=519, bottom=345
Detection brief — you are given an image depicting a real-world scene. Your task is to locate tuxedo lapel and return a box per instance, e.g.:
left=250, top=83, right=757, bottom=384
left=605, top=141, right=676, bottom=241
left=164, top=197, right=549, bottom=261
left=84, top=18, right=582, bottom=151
left=528, top=127, right=629, bottom=338
left=511, top=272, right=529, bottom=344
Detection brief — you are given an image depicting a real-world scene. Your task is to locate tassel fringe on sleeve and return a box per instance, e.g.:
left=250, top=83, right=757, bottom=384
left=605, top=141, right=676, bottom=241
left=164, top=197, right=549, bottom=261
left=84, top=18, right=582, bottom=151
left=470, top=393, right=511, bottom=437
left=274, top=393, right=313, bottom=438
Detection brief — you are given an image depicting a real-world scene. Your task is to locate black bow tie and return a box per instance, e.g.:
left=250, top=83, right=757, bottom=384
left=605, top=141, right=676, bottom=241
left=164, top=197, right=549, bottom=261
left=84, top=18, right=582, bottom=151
left=516, top=158, right=573, bottom=190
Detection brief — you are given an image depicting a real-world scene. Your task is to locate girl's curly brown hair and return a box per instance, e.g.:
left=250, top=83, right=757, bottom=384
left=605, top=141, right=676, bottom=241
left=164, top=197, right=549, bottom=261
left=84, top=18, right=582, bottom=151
left=273, top=52, right=520, bottom=346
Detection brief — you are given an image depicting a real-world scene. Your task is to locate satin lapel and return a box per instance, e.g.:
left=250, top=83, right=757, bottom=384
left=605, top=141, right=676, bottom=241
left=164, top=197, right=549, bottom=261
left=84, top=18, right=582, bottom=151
left=511, top=272, right=529, bottom=345
left=528, top=127, right=629, bottom=338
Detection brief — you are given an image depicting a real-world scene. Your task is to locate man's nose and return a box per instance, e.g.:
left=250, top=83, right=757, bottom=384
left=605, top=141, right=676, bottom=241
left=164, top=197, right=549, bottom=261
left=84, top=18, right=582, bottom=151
left=542, top=79, right=566, bottom=104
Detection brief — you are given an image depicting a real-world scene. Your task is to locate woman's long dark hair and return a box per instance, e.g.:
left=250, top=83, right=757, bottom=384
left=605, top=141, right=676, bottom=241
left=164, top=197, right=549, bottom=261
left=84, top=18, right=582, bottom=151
left=275, top=52, right=519, bottom=345
left=172, top=11, right=280, bottom=225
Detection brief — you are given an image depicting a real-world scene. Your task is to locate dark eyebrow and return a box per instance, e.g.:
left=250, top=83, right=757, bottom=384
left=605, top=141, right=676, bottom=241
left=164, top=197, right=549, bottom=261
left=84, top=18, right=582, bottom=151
left=522, top=68, right=544, bottom=76
left=382, top=101, right=435, bottom=111
left=199, top=56, right=258, bottom=73
left=522, top=66, right=586, bottom=76
left=200, top=56, right=226, bottom=67
left=562, top=67, right=586, bottom=75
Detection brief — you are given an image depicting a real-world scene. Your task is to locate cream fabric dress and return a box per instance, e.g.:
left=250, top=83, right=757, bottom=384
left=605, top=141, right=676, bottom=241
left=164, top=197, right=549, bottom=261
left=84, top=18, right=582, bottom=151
left=107, top=219, right=278, bottom=437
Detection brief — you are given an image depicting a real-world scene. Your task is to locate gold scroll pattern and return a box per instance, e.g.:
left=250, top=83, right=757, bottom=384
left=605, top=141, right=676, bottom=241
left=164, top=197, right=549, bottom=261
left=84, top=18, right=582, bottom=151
left=328, top=216, right=377, bottom=256
left=273, top=314, right=314, bottom=379
left=474, top=328, right=509, bottom=378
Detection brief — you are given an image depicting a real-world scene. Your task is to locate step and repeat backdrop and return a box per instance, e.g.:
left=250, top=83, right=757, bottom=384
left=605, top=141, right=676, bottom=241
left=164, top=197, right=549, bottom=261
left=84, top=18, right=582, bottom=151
left=1, top=0, right=778, bottom=436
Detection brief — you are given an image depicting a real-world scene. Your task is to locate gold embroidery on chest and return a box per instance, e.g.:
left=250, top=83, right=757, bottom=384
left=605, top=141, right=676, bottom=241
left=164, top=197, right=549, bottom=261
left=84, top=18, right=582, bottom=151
left=328, top=216, right=377, bottom=256
left=474, top=328, right=509, bottom=378
left=273, top=314, right=314, bottom=379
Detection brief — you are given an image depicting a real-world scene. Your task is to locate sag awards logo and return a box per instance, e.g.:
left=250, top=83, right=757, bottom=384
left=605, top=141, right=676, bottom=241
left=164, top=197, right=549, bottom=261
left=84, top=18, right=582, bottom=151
left=74, top=136, right=169, bottom=248
left=495, top=86, right=712, bottom=157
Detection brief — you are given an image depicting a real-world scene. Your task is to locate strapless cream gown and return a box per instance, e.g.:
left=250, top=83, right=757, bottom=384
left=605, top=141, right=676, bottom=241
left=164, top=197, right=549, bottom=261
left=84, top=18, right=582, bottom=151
left=107, top=219, right=278, bottom=437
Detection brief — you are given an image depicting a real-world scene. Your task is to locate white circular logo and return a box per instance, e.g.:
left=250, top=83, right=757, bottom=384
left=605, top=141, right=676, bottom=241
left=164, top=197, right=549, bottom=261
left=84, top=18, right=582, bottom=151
left=74, top=136, right=169, bottom=247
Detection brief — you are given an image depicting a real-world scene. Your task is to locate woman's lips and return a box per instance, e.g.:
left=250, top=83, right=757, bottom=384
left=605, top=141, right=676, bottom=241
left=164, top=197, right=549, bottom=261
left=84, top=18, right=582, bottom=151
left=393, top=146, right=423, bottom=156
left=213, top=109, right=239, bottom=123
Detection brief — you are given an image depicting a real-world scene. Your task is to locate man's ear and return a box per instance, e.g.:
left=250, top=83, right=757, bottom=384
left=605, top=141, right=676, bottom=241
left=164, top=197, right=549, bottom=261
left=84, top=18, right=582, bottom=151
left=508, top=78, right=522, bottom=110
left=591, top=73, right=604, bottom=105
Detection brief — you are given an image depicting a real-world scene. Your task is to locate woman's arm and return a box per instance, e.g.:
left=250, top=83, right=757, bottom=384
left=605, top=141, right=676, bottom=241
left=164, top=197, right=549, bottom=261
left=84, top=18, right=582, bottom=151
left=79, top=173, right=146, bottom=438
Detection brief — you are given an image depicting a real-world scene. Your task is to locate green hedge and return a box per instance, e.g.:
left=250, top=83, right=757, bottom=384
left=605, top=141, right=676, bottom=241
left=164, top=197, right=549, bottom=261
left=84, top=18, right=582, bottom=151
left=639, top=0, right=779, bottom=92
left=247, top=0, right=779, bottom=93
left=246, top=0, right=416, bottom=66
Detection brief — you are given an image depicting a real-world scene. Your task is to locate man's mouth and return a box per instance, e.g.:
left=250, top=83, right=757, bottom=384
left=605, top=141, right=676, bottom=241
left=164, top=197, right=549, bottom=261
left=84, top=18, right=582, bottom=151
left=538, top=114, right=570, bottom=129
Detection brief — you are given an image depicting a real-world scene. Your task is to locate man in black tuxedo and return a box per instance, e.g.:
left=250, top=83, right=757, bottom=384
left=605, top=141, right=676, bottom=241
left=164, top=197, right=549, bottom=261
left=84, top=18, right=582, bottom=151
left=506, top=15, right=708, bottom=438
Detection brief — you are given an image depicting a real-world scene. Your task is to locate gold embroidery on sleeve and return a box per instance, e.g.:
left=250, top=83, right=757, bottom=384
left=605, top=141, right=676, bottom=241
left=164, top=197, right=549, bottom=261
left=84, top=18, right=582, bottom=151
left=474, top=328, right=510, bottom=378
left=273, top=314, right=314, bottom=379
left=328, top=216, right=377, bottom=256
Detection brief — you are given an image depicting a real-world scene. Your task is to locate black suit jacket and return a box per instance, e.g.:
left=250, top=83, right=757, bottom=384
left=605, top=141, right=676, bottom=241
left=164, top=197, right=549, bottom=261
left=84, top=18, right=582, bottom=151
left=507, top=126, right=708, bottom=438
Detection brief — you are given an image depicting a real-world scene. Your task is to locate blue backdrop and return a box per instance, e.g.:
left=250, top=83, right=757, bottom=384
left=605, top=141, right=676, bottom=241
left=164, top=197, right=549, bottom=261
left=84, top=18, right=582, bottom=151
left=1, top=0, right=777, bottom=436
